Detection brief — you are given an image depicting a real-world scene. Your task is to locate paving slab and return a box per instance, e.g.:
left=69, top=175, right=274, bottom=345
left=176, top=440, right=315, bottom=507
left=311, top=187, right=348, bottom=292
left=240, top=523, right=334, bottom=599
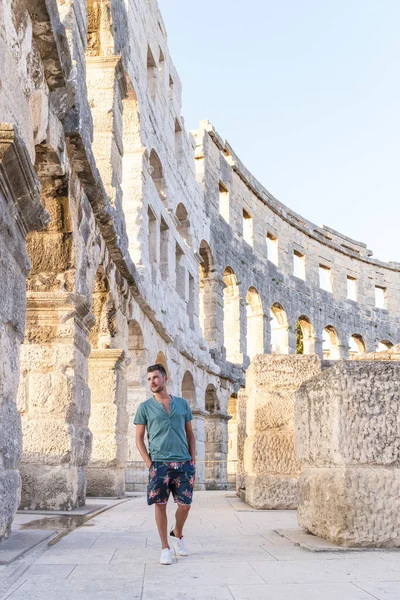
left=228, top=582, right=375, bottom=600
left=0, top=531, right=55, bottom=565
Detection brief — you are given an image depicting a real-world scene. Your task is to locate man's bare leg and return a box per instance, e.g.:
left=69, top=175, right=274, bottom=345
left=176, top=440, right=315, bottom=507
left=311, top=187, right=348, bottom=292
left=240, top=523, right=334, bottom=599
left=155, top=503, right=169, bottom=548
left=172, top=504, right=191, bottom=538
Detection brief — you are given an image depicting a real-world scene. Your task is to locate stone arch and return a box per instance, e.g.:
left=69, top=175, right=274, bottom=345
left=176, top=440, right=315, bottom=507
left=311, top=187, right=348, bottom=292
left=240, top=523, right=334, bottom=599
left=323, top=325, right=340, bottom=359
left=377, top=340, right=393, bottom=352
left=296, top=315, right=315, bottom=355
left=349, top=333, right=366, bottom=357
left=223, top=267, right=241, bottom=363
left=270, top=303, right=289, bottom=354
left=246, top=286, right=264, bottom=360
left=149, top=149, right=165, bottom=202
left=176, top=202, right=191, bottom=245
left=154, top=350, right=169, bottom=375
left=181, top=370, right=196, bottom=408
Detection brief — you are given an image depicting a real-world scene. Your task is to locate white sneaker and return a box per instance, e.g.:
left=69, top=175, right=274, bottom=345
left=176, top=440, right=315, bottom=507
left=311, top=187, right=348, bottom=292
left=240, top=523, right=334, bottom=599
left=170, top=532, right=189, bottom=556
left=159, top=548, right=172, bottom=565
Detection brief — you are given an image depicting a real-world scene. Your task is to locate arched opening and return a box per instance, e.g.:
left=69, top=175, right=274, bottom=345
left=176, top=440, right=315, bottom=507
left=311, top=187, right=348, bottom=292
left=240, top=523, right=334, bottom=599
left=227, top=394, right=238, bottom=485
left=176, top=202, right=191, bottom=245
left=377, top=340, right=393, bottom=352
left=223, top=267, right=241, bottom=363
left=349, top=334, right=366, bottom=358
left=323, top=325, right=340, bottom=359
left=87, top=266, right=128, bottom=497
left=154, top=351, right=170, bottom=381
left=181, top=371, right=196, bottom=408
left=246, top=287, right=264, bottom=360
left=126, top=320, right=148, bottom=491
left=270, top=303, right=289, bottom=354
left=149, top=149, right=165, bottom=201
left=296, top=315, right=315, bottom=355
left=199, top=240, right=215, bottom=343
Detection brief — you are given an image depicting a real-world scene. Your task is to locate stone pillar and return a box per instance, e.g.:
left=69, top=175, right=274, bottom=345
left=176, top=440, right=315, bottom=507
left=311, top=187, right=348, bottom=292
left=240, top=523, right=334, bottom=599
left=243, top=354, right=320, bottom=509
left=0, top=125, right=48, bottom=535
left=192, top=409, right=206, bottom=491
left=296, top=360, right=400, bottom=547
left=86, top=56, right=126, bottom=205
left=236, top=389, right=248, bottom=497
left=303, top=335, right=316, bottom=355
left=87, top=349, right=129, bottom=497
left=227, top=412, right=238, bottom=486
left=18, top=292, right=93, bottom=510
left=204, top=274, right=226, bottom=357
left=204, top=413, right=231, bottom=490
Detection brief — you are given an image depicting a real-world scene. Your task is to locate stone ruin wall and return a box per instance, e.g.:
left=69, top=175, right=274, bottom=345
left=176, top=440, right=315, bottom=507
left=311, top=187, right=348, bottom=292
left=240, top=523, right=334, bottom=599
left=296, top=358, right=400, bottom=547
left=0, top=0, right=399, bottom=538
left=243, top=355, right=320, bottom=510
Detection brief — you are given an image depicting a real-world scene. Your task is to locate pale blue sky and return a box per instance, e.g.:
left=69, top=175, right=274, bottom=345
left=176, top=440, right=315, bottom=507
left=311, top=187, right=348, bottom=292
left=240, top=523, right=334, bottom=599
left=158, top=0, right=400, bottom=262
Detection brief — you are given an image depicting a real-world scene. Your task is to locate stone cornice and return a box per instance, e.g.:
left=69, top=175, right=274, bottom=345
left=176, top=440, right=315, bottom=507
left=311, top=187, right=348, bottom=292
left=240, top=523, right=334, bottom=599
left=0, top=124, right=49, bottom=236
left=88, top=348, right=127, bottom=370
left=26, top=292, right=95, bottom=332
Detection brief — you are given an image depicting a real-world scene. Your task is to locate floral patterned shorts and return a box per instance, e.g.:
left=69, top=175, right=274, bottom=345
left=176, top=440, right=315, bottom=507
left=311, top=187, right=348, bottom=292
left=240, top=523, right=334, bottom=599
left=147, top=460, right=195, bottom=506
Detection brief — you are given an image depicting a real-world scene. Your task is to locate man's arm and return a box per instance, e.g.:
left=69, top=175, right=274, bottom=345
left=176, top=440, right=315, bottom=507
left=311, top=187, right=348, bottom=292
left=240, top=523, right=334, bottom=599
left=185, top=421, right=196, bottom=462
left=135, top=424, right=152, bottom=468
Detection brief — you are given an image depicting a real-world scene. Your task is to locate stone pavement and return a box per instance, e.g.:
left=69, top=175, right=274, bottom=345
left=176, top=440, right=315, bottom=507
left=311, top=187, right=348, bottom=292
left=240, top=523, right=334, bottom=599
left=1, top=492, right=400, bottom=599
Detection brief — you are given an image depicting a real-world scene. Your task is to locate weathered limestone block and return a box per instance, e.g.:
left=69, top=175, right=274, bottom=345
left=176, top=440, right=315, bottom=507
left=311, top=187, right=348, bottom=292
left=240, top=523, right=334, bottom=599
left=244, top=354, right=321, bottom=509
left=18, top=292, right=93, bottom=510
left=86, top=349, right=129, bottom=497
left=296, top=361, right=400, bottom=547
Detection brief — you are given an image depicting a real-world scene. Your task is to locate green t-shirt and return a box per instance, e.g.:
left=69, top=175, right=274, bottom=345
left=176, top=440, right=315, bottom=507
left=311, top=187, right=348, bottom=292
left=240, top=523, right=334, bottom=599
left=133, top=396, right=193, bottom=461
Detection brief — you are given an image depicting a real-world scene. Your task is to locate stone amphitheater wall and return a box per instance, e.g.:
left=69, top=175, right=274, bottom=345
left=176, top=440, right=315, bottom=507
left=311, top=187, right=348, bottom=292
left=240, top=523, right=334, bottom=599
left=0, top=0, right=399, bottom=537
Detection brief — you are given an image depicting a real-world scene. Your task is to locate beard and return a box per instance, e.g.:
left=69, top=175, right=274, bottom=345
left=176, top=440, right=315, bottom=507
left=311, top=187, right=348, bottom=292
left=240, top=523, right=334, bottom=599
left=152, top=384, right=164, bottom=393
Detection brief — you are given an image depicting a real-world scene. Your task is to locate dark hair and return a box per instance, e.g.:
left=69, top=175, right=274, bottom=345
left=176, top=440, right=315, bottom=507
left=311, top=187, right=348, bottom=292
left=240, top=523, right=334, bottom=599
left=147, top=363, right=167, bottom=377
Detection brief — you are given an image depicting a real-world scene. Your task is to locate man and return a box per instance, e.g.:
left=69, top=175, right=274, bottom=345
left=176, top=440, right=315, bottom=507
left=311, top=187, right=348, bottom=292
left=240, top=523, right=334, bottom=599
left=134, top=363, right=196, bottom=565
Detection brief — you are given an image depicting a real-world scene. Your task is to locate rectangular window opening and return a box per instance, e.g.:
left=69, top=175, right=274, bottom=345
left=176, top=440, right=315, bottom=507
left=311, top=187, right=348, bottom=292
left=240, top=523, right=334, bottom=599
left=266, top=232, right=278, bottom=266
left=293, top=250, right=305, bottom=280
left=375, top=285, right=387, bottom=309
left=168, top=75, right=174, bottom=100
left=347, top=276, right=357, bottom=301
left=242, top=209, right=253, bottom=246
left=219, top=182, right=229, bottom=223
left=319, top=264, right=332, bottom=292
left=175, top=119, right=183, bottom=161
